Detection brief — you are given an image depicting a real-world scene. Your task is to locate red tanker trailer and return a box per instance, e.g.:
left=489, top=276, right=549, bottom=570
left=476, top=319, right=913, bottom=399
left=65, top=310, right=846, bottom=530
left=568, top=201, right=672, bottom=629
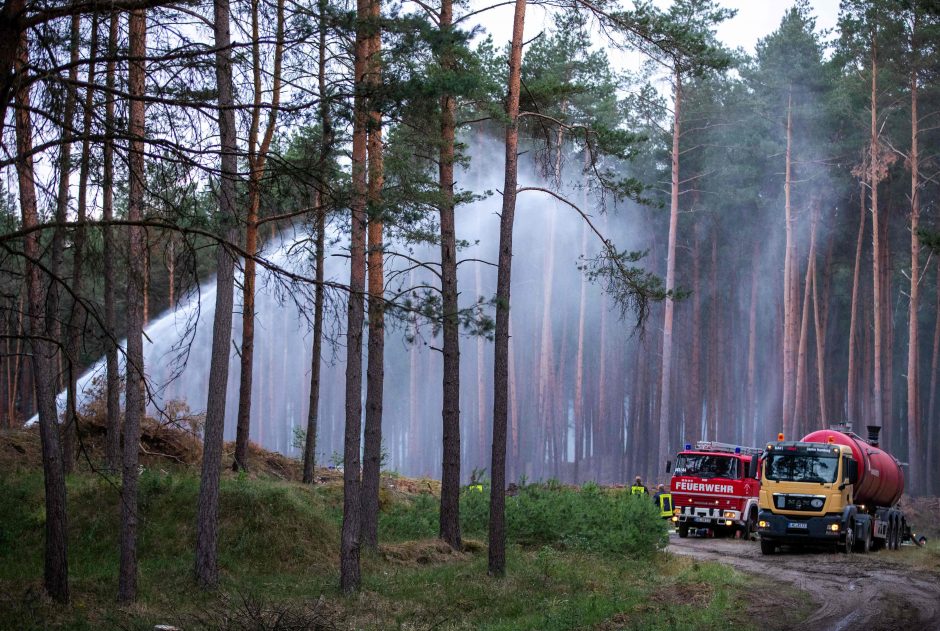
left=756, top=425, right=910, bottom=554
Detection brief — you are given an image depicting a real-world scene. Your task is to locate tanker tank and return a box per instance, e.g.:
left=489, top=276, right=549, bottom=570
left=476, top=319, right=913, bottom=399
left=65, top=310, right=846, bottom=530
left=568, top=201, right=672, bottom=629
left=801, top=428, right=904, bottom=508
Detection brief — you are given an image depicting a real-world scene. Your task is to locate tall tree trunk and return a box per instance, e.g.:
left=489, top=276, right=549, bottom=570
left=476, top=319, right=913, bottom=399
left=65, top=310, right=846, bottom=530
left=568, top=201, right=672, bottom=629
left=812, top=232, right=827, bottom=429
left=361, top=2, right=385, bottom=549
left=794, top=202, right=818, bottom=435
left=782, top=92, right=796, bottom=437
left=489, top=0, right=525, bottom=577
left=303, top=195, right=326, bottom=484
left=746, top=240, right=759, bottom=446
left=118, top=7, right=146, bottom=603
left=64, top=14, right=98, bottom=471
left=927, top=263, right=940, bottom=495
left=16, top=28, right=70, bottom=605
left=341, top=0, right=371, bottom=593
left=870, top=38, right=884, bottom=431
left=233, top=0, right=285, bottom=471
left=573, top=221, right=587, bottom=481
left=658, top=69, right=681, bottom=473
left=907, top=65, right=921, bottom=492
left=847, top=182, right=866, bottom=427
left=437, top=0, right=461, bottom=550
left=102, top=11, right=122, bottom=473
left=195, top=0, right=241, bottom=589
left=303, top=3, right=331, bottom=483
left=57, top=15, right=81, bottom=473
left=687, top=224, right=702, bottom=442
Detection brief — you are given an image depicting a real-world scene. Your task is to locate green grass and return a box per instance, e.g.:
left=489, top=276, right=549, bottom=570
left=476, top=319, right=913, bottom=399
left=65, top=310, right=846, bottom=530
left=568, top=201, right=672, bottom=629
left=0, top=470, right=778, bottom=630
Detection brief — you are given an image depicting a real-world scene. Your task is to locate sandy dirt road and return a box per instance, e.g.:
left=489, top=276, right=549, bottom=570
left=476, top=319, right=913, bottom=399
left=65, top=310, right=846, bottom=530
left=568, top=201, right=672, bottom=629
left=667, top=533, right=940, bottom=631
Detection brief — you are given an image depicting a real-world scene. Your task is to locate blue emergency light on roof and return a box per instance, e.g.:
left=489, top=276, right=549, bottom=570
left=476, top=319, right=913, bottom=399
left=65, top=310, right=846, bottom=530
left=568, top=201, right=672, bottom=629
left=685, top=444, right=691, bottom=450
left=735, top=447, right=741, bottom=453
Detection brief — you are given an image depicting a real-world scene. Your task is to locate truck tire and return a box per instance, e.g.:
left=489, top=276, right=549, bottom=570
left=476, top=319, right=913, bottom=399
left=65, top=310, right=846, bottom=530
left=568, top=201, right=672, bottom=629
left=842, top=526, right=854, bottom=554
left=678, top=522, right=689, bottom=538
left=854, top=522, right=872, bottom=553
left=760, top=539, right=776, bottom=555
left=743, top=510, right=757, bottom=541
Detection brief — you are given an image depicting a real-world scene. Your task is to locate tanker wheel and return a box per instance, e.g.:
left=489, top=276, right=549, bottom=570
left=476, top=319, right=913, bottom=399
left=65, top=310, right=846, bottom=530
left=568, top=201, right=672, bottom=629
left=854, top=522, right=872, bottom=553
left=887, top=520, right=898, bottom=550
left=678, top=522, right=689, bottom=538
left=760, top=539, right=776, bottom=555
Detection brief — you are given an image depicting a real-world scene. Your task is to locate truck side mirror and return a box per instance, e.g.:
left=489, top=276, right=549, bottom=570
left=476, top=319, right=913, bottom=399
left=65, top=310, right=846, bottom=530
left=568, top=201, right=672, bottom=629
left=747, top=455, right=759, bottom=479
left=846, top=459, right=858, bottom=484
left=665, top=459, right=672, bottom=474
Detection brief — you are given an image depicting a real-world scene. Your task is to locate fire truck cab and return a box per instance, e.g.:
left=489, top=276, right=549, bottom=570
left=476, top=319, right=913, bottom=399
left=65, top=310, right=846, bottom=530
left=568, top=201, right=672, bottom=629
left=669, top=441, right=762, bottom=539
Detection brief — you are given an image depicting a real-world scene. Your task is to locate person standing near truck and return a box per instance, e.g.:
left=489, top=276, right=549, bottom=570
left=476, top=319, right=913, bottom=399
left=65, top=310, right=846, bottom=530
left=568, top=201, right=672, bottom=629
left=631, top=476, right=649, bottom=496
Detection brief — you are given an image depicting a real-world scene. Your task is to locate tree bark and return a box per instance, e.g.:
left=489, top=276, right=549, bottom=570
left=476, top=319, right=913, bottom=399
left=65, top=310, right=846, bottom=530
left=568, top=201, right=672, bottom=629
left=361, top=1, right=385, bottom=549
left=233, top=0, right=285, bottom=471
left=15, top=28, right=70, bottom=605
left=57, top=15, right=81, bottom=473
left=340, top=0, right=371, bottom=593
left=927, top=263, right=940, bottom=495
left=746, top=240, right=759, bottom=446
left=118, top=7, right=146, bottom=603
left=303, top=3, right=331, bottom=483
left=782, top=91, right=796, bottom=437
left=195, top=0, right=240, bottom=589
left=102, top=11, right=122, bottom=473
left=658, top=68, right=681, bottom=475
left=907, top=63, right=921, bottom=492
left=489, top=0, right=526, bottom=577
left=847, top=181, right=866, bottom=428
left=794, top=202, right=818, bottom=435
left=437, top=0, right=461, bottom=550
left=870, top=37, right=884, bottom=431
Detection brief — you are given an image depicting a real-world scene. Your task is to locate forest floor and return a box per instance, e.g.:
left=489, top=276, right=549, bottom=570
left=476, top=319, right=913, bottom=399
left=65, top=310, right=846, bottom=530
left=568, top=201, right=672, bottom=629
left=668, top=531, right=940, bottom=631
left=2, top=422, right=937, bottom=629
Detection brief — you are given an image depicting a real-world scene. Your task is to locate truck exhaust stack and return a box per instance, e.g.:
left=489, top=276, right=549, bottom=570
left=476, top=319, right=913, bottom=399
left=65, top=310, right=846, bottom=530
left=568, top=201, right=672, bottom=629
left=867, top=425, right=881, bottom=447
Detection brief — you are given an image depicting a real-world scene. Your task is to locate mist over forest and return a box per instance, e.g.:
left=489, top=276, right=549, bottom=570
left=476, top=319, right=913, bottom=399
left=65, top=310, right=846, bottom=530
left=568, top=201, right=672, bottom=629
left=7, top=0, right=940, bottom=609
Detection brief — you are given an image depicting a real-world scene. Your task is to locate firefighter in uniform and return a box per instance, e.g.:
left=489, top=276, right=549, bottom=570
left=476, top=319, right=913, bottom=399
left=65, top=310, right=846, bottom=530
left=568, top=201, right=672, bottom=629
left=630, top=476, right=648, bottom=496
left=652, top=483, right=673, bottom=519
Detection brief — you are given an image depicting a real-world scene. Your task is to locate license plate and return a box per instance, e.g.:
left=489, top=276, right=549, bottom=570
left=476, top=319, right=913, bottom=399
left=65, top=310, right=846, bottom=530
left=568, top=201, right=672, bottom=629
left=788, top=522, right=807, bottom=529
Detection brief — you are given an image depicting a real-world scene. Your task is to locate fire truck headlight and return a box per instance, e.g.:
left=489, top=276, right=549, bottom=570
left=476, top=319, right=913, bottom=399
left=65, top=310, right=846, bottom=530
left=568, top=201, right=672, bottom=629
left=829, top=523, right=840, bottom=532
left=671, top=516, right=678, bottom=522
left=758, top=520, right=769, bottom=529
left=725, top=520, right=733, bottom=526
left=723, top=511, right=737, bottom=519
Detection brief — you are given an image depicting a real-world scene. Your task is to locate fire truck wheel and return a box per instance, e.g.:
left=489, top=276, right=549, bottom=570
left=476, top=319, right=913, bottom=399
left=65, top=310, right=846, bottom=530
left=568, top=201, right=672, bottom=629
left=760, top=539, right=776, bottom=555
left=743, top=511, right=757, bottom=541
left=678, top=522, right=689, bottom=538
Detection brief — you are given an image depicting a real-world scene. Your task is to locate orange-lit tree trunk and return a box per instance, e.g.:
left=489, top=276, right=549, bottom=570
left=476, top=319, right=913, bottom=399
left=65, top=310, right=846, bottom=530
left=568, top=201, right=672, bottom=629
left=489, top=0, right=526, bottom=576
left=341, top=0, right=370, bottom=593
left=361, top=1, right=385, bottom=549
left=437, top=0, right=461, bottom=550
left=15, top=27, right=69, bottom=605
left=233, top=0, right=285, bottom=471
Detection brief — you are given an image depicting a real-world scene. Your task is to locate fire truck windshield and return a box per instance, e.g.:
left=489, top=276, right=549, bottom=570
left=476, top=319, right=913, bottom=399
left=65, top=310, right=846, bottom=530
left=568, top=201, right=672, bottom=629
left=673, top=454, right=740, bottom=479
left=764, top=453, right=839, bottom=483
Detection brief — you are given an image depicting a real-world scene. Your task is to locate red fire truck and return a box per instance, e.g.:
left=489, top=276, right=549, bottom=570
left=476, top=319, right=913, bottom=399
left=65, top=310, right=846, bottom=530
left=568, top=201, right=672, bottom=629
left=670, top=441, right=762, bottom=539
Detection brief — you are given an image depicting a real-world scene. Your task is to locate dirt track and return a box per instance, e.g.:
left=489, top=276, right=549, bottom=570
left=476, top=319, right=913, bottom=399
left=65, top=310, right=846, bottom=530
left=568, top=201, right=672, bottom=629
left=667, top=533, right=940, bottom=631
